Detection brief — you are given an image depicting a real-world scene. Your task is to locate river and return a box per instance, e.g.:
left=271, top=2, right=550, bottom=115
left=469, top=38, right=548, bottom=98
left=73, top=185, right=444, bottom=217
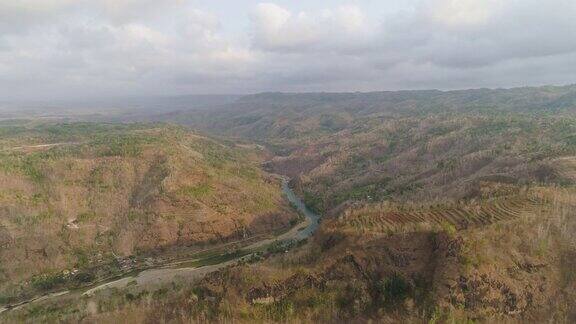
left=0, top=178, right=321, bottom=314
left=282, top=179, right=321, bottom=239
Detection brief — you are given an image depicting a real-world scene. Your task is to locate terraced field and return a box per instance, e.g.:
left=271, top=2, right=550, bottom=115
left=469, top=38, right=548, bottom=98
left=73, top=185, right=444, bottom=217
left=331, top=194, right=548, bottom=234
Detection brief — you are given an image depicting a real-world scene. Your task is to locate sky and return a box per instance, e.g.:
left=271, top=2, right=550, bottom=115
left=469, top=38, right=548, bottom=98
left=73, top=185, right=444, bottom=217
left=1, top=0, right=576, bottom=100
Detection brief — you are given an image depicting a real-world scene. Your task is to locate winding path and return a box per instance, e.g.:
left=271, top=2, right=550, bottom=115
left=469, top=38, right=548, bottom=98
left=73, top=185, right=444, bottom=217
left=1, top=142, right=82, bottom=152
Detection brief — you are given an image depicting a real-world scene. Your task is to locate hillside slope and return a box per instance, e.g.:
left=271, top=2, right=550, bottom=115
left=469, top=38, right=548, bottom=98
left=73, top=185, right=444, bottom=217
left=157, top=85, right=576, bottom=143
left=154, top=85, right=576, bottom=214
left=3, top=86, right=576, bottom=323
left=0, top=122, right=295, bottom=302
left=6, top=183, right=574, bottom=323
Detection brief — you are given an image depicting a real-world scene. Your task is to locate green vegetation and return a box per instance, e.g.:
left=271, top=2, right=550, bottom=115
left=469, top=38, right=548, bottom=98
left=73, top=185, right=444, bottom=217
left=30, top=273, right=67, bottom=291
left=180, top=183, right=213, bottom=198
left=3, top=86, right=576, bottom=323
left=375, top=273, right=410, bottom=305
left=171, top=86, right=576, bottom=215
left=0, top=120, right=295, bottom=306
left=302, top=190, right=324, bottom=213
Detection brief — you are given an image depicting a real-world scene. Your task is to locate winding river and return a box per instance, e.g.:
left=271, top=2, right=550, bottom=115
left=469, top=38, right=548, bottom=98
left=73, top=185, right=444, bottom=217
left=0, top=179, right=320, bottom=315
left=282, top=179, right=321, bottom=239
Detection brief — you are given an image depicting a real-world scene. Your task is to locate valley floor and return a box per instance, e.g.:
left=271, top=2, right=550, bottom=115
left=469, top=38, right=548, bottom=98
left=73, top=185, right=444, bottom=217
left=0, top=178, right=318, bottom=319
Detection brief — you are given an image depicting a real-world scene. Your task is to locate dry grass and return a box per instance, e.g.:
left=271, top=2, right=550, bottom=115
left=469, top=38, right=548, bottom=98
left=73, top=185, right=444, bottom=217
left=0, top=123, right=295, bottom=302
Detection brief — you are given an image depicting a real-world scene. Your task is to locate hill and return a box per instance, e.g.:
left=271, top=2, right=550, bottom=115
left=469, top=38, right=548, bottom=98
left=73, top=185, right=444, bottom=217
left=3, top=85, right=576, bottom=323
left=0, top=121, right=296, bottom=304
left=153, top=85, right=576, bottom=214
left=6, top=183, right=574, bottom=323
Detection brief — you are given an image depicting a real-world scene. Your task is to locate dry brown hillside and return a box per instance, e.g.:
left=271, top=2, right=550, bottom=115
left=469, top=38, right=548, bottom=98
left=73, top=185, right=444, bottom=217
left=9, top=182, right=574, bottom=323
left=0, top=122, right=295, bottom=303
left=3, top=87, right=576, bottom=322
left=154, top=88, right=576, bottom=216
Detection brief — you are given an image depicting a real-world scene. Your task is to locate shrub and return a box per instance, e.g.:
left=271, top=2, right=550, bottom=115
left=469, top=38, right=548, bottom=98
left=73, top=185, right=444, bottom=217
left=180, top=183, right=213, bottom=199
left=73, top=271, right=95, bottom=285
left=256, top=300, right=295, bottom=321
left=441, top=221, right=457, bottom=238
left=31, top=273, right=66, bottom=291
left=375, top=274, right=411, bottom=306
left=337, top=281, right=371, bottom=316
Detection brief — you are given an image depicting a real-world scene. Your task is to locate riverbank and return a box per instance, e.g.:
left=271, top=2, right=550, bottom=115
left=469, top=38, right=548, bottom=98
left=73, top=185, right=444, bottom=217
left=0, top=179, right=321, bottom=316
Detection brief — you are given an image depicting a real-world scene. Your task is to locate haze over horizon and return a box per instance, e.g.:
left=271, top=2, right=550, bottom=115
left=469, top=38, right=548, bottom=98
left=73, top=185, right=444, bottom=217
left=2, top=0, right=576, bottom=101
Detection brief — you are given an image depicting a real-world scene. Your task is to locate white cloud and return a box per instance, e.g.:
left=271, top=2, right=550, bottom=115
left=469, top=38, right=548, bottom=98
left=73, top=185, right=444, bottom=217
left=251, top=3, right=376, bottom=52
left=0, top=0, right=257, bottom=99
left=1, top=0, right=576, bottom=100
left=0, top=0, right=75, bottom=33
left=426, top=0, right=502, bottom=28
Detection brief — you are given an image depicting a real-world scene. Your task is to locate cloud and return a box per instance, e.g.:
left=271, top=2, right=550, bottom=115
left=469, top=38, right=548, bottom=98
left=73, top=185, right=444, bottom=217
left=0, top=0, right=576, bottom=100
left=426, top=0, right=501, bottom=27
left=0, top=1, right=256, bottom=99
left=417, top=0, right=576, bottom=69
left=0, top=0, right=76, bottom=34
left=251, top=3, right=376, bottom=52
left=96, top=0, right=183, bottom=23
left=247, top=0, right=576, bottom=89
